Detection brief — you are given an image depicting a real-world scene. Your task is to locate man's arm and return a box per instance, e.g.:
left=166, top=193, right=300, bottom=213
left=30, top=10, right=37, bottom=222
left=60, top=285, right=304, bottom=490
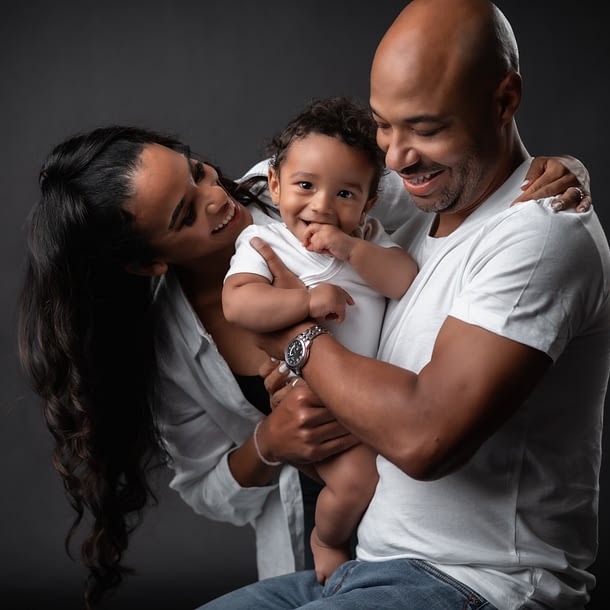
left=263, top=316, right=550, bottom=481
left=252, top=235, right=553, bottom=481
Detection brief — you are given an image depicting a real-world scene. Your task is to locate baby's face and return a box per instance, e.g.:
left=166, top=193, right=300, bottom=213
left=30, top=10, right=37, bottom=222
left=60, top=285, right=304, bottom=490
left=268, top=133, right=376, bottom=243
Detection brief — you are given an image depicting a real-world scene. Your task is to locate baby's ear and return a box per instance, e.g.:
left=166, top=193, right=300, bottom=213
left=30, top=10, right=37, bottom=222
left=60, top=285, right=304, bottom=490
left=363, top=195, right=379, bottom=215
left=124, top=259, right=168, bottom=277
left=268, top=167, right=281, bottom=204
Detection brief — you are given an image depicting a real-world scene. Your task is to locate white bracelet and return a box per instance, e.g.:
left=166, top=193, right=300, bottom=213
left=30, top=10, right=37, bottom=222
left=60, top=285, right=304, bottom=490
left=253, top=421, right=282, bottom=467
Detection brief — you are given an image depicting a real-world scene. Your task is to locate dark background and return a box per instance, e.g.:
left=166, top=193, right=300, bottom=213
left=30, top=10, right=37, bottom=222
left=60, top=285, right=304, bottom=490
left=1, top=1, right=608, bottom=608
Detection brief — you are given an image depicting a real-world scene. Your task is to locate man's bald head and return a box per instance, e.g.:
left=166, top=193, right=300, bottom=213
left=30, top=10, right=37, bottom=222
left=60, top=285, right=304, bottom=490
left=372, top=0, right=519, bottom=101
left=369, top=0, right=526, bottom=232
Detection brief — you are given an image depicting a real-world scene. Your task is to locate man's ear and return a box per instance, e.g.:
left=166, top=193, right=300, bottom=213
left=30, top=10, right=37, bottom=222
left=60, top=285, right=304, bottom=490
left=496, top=71, right=521, bottom=125
left=124, top=260, right=168, bottom=277
left=268, top=167, right=281, bottom=204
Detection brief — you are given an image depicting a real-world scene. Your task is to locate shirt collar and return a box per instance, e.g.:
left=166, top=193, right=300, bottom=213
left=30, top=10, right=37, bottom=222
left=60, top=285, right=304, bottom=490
left=159, top=269, right=211, bottom=356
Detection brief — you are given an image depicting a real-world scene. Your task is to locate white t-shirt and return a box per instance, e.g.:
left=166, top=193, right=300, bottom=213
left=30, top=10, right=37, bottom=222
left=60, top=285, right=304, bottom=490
left=357, top=160, right=610, bottom=609
left=225, top=217, right=399, bottom=357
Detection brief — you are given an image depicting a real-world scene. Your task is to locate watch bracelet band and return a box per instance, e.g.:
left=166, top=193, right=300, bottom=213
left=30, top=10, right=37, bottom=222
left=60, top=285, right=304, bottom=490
left=298, top=324, right=330, bottom=344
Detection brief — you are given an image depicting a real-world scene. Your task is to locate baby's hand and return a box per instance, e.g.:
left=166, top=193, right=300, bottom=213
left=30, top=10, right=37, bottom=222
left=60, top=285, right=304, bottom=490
left=303, top=223, right=354, bottom=261
left=308, top=283, right=354, bottom=323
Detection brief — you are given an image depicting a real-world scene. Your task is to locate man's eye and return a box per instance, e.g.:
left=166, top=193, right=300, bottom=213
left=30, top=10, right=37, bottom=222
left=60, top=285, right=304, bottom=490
left=192, top=160, right=204, bottom=182
left=337, top=190, right=353, bottom=199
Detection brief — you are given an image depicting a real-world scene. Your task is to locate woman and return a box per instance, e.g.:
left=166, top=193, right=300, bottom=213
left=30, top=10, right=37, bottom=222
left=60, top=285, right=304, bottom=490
left=17, top=125, right=589, bottom=609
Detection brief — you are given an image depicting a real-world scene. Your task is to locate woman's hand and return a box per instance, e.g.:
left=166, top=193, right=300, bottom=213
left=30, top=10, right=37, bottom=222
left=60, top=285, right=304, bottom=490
left=514, top=155, right=591, bottom=211
left=256, top=358, right=357, bottom=465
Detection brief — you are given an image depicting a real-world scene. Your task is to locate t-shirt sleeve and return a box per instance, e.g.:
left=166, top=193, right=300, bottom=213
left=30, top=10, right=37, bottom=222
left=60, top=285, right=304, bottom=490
left=450, top=203, right=603, bottom=361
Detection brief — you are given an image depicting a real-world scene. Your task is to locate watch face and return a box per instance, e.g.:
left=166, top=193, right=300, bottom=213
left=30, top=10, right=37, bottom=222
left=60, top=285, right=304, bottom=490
left=285, top=339, right=305, bottom=368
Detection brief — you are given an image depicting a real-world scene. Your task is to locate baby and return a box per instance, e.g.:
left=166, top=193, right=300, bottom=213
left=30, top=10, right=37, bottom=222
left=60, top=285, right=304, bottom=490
left=223, top=96, right=418, bottom=582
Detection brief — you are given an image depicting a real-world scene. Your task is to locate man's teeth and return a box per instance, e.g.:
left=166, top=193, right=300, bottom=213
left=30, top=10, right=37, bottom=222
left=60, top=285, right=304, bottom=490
left=212, top=203, right=235, bottom=232
left=408, top=173, right=435, bottom=185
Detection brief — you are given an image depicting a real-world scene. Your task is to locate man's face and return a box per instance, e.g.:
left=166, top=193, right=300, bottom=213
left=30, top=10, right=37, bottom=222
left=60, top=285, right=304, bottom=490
left=369, top=40, right=499, bottom=226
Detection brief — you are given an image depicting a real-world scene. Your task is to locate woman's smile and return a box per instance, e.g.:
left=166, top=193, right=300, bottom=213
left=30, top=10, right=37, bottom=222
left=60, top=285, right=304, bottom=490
left=211, top=200, right=238, bottom=234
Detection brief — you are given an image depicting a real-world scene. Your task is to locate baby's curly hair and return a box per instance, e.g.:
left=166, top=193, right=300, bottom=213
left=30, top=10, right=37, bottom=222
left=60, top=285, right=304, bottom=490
left=267, top=96, right=385, bottom=199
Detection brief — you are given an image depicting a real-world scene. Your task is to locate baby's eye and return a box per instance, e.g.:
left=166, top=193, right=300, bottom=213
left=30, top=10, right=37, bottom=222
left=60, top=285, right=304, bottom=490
left=298, top=181, right=313, bottom=190
left=337, top=190, right=354, bottom=199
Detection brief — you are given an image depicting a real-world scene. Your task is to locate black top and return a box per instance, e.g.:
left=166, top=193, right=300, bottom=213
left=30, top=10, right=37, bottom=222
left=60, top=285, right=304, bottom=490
left=233, top=374, right=271, bottom=415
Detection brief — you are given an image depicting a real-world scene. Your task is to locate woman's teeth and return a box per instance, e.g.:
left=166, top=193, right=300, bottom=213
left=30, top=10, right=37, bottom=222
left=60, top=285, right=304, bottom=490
left=212, top=202, right=236, bottom=233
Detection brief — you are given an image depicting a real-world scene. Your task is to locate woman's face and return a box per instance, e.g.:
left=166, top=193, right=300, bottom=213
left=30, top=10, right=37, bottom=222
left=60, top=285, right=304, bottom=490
left=126, top=143, right=252, bottom=272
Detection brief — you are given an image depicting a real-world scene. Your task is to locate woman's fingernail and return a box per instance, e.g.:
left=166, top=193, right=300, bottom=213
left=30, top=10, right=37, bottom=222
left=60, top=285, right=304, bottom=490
left=551, top=198, right=564, bottom=212
left=520, top=179, right=529, bottom=189
left=278, top=362, right=288, bottom=373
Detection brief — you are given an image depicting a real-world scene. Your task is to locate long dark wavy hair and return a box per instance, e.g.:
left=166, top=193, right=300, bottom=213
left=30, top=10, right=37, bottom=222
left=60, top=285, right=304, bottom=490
left=17, top=126, right=261, bottom=608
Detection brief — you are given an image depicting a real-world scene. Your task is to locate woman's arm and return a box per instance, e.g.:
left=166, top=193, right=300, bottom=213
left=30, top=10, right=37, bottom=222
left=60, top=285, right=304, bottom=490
left=158, top=356, right=357, bottom=523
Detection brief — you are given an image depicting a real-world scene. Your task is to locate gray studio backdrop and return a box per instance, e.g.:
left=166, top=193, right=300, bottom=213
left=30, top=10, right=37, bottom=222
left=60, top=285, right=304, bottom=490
left=1, top=1, right=608, bottom=609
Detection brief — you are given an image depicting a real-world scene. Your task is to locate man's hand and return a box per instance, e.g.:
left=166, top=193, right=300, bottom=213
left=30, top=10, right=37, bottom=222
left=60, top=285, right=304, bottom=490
left=250, top=235, right=305, bottom=289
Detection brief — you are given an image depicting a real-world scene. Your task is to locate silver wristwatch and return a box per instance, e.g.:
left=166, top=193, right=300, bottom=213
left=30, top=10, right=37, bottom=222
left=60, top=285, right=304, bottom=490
left=284, top=325, right=330, bottom=376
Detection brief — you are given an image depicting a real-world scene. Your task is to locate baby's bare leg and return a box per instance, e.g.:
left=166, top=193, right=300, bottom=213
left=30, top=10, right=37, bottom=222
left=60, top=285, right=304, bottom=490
left=312, top=443, right=378, bottom=583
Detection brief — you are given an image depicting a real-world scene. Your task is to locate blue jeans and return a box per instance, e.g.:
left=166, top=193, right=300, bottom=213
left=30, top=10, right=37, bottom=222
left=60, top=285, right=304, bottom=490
left=195, top=558, right=498, bottom=610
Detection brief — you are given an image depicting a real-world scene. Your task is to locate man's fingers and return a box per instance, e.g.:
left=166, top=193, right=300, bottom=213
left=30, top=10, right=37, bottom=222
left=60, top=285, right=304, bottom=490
left=250, top=236, right=285, bottom=277
left=250, top=236, right=304, bottom=289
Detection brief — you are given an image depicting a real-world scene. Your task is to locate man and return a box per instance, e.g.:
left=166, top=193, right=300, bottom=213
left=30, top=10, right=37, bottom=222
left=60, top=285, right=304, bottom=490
left=199, top=1, right=610, bottom=608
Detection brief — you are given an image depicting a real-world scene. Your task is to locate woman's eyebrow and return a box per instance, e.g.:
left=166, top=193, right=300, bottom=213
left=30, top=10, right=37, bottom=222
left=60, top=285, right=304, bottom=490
left=168, top=156, right=192, bottom=229
left=168, top=198, right=186, bottom=229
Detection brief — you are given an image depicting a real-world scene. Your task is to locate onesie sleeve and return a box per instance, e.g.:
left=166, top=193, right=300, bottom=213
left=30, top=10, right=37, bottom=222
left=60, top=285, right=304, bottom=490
left=224, top=225, right=274, bottom=283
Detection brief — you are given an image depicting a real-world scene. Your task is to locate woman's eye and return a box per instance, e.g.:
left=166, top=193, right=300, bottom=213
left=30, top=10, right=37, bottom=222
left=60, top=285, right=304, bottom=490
left=192, top=160, right=204, bottom=183
left=338, top=190, right=353, bottom=199
left=182, top=206, right=196, bottom=226
left=413, top=126, right=443, bottom=137
left=298, top=181, right=313, bottom=190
